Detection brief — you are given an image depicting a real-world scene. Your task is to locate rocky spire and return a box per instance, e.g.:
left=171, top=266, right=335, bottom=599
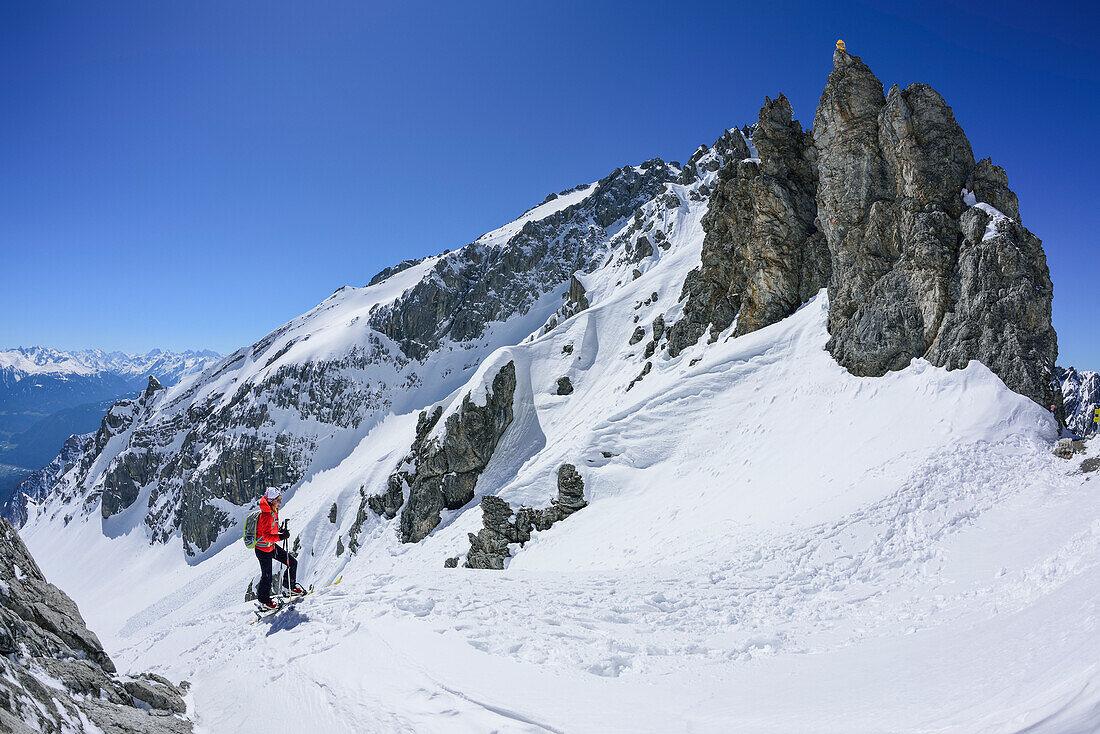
left=814, top=48, right=1057, bottom=406
left=667, top=94, right=829, bottom=355
left=669, top=46, right=1058, bottom=408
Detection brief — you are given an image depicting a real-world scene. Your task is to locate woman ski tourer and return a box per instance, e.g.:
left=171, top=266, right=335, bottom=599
left=255, top=487, right=305, bottom=609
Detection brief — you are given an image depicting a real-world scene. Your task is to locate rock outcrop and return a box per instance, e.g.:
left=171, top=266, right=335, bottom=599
left=1053, top=438, right=1086, bottom=460
left=815, top=49, right=1057, bottom=407
left=365, top=361, right=517, bottom=543
left=0, top=518, right=191, bottom=733
left=667, top=48, right=1057, bottom=409
left=465, top=464, right=587, bottom=569
left=668, top=95, right=829, bottom=356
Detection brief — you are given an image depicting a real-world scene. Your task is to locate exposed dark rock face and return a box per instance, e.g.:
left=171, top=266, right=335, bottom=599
left=364, top=361, right=517, bottom=544
left=465, top=464, right=587, bottom=569
left=556, top=377, right=574, bottom=395
left=815, top=49, right=1057, bottom=406
left=345, top=487, right=371, bottom=555
left=367, top=257, right=425, bottom=286
left=371, top=164, right=675, bottom=361
left=328, top=502, right=338, bottom=523
left=667, top=96, right=829, bottom=357
left=1058, top=367, right=1099, bottom=436
left=0, top=519, right=191, bottom=733
left=668, top=49, right=1057, bottom=409
left=565, top=274, right=590, bottom=316
left=555, top=464, right=587, bottom=514
left=464, top=495, right=515, bottom=570
left=539, top=272, right=591, bottom=337
left=643, top=315, right=665, bottom=359
left=94, top=377, right=163, bottom=520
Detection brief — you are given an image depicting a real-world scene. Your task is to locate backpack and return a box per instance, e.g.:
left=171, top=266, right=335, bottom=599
left=242, top=509, right=262, bottom=549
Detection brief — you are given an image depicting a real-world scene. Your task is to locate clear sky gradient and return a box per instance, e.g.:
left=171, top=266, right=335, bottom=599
left=2, top=1, right=1097, bottom=368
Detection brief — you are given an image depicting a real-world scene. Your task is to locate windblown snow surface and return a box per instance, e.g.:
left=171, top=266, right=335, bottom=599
left=19, top=175, right=1100, bottom=733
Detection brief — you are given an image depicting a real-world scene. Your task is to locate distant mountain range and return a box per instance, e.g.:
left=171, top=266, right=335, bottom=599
left=0, top=347, right=219, bottom=501
left=1058, top=366, right=1100, bottom=437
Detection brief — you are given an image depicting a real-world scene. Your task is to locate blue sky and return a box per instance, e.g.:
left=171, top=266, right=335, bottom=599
left=1, top=1, right=1097, bottom=368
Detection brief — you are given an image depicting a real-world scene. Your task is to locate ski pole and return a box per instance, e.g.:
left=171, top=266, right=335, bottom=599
left=282, top=518, right=291, bottom=594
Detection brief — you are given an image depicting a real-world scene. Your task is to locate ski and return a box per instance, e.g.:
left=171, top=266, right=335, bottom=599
left=250, top=584, right=314, bottom=624
left=280, top=583, right=314, bottom=601
left=248, top=578, right=340, bottom=624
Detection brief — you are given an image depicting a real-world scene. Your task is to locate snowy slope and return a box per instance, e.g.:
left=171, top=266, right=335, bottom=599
left=476, top=182, right=598, bottom=247
left=19, top=143, right=1099, bottom=732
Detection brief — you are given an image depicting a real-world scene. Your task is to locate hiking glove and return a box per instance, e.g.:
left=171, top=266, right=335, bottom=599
left=279, top=529, right=290, bottom=540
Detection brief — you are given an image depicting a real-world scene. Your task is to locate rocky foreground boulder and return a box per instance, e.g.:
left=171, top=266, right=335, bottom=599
left=669, top=48, right=1058, bottom=409
left=0, top=518, right=191, bottom=733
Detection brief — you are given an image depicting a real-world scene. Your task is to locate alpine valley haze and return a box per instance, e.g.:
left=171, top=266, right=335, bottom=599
left=2, top=44, right=1099, bottom=734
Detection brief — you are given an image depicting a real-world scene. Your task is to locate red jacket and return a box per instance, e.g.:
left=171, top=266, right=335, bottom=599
left=256, top=496, right=282, bottom=552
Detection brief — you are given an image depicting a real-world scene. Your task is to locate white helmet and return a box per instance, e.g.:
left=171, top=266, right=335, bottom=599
left=264, top=487, right=282, bottom=500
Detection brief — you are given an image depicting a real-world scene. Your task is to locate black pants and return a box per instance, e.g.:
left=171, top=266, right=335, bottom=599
left=255, top=545, right=297, bottom=603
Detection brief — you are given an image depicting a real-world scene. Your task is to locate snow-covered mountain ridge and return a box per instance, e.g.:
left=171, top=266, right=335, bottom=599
left=14, top=48, right=1097, bottom=732
left=1058, top=366, right=1099, bottom=436
left=18, top=155, right=704, bottom=558
left=0, top=347, right=219, bottom=417
left=0, top=347, right=219, bottom=381
left=0, top=346, right=218, bottom=431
